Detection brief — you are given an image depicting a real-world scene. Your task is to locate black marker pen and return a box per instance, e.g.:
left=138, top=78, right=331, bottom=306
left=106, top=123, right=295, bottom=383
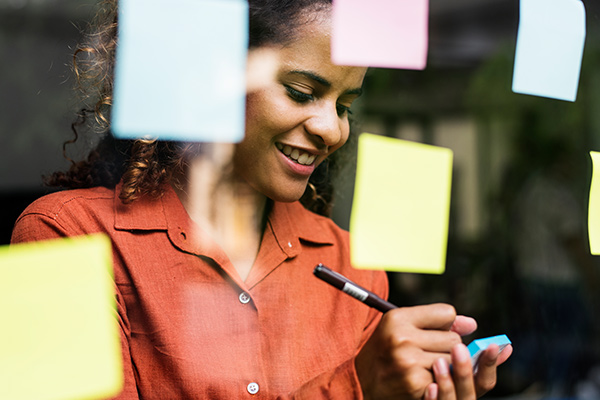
left=313, top=263, right=397, bottom=313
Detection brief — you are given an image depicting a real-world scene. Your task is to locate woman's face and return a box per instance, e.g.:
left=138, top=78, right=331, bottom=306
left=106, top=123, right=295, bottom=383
left=234, top=12, right=367, bottom=203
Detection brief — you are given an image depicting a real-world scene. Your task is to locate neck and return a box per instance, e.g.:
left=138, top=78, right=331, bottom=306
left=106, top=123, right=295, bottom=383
left=172, top=144, right=268, bottom=281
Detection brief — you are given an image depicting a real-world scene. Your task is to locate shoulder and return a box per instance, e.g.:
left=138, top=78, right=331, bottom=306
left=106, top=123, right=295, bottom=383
left=12, top=186, right=116, bottom=243
left=18, top=186, right=115, bottom=221
left=19, top=186, right=114, bottom=217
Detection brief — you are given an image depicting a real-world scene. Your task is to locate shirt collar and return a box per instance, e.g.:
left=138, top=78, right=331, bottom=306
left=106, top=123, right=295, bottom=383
left=267, top=201, right=335, bottom=258
left=113, top=182, right=335, bottom=250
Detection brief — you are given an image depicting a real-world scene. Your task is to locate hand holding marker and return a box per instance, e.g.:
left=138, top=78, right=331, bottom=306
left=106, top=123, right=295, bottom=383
left=313, top=263, right=511, bottom=370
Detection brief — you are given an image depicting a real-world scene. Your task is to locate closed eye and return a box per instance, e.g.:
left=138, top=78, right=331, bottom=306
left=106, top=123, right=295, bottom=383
left=284, top=85, right=313, bottom=103
left=285, top=84, right=353, bottom=118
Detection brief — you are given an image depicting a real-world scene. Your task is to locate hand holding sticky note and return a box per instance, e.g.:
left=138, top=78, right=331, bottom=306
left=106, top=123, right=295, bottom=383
left=0, top=235, right=122, bottom=400
left=467, top=335, right=512, bottom=373
left=331, top=0, right=429, bottom=70
left=512, top=0, right=586, bottom=102
left=350, top=133, right=453, bottom=274
left=112, top=0, right=249, bottom=142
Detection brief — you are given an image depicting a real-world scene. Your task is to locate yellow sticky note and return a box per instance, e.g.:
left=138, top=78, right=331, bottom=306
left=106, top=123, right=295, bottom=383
left=588, top=151, right=600, bottom=254
left=0, top=234, right=123, bottom=400
left=350, top=133, right=453, bottom=274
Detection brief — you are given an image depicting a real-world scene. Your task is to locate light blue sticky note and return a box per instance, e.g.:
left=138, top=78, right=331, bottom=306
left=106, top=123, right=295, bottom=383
left=512, top=0, right=586, bottom=102
left=112, top=0, right=249, bottom=142
left=467, top=335, right=511, bottom=372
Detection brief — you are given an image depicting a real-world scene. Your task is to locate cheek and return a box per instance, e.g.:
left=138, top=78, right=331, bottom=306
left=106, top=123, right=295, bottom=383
left=244, top=92, right=265, bottom=132
left=245, top=87, right=301, bottom=136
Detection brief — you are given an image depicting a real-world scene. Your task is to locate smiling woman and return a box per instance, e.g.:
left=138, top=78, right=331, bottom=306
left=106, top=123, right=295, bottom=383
left=11, top=0, right=509, bottom=399
left=236, top=15, right=366, bottom=203
left=42, top=0, right=353, bottom=217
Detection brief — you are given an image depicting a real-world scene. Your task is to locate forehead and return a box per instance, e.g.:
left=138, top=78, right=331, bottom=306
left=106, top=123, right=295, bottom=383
left=275, top=14, right=367, bottom=88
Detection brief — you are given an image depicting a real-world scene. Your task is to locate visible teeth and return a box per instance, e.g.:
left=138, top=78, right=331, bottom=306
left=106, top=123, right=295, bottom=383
left=295, top=152, right=317, bottom=165
left=298, top=153, right=308, bottom=164
left=277, top=143, right=317, bottom=165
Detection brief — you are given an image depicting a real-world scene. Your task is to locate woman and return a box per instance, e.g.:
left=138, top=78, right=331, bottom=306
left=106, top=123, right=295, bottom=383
left=12, top=0, right=510, bottom=398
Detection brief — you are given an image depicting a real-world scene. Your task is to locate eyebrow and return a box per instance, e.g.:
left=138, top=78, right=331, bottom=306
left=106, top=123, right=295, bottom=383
left=288, top=69, right=363, bottom=97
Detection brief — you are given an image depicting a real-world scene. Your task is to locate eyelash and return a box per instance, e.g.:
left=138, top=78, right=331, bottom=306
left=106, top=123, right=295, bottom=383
left=285, top=85, right=313, bottom=103
left=284, top=85, right=353, bottom=118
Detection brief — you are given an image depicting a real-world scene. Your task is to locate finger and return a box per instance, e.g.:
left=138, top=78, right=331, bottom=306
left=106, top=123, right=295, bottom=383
left=382, top=345, right=438, bottom=399
left=425, top=383, right=439, bottom=400
left=433, top=358, right=455, bottom=400
left=406, top=369, right=438, bottom=400
left=407, top=329, right=463, bottom=353
left=497, top=344, right=513, bottom=365
left=450, top=315, right=477, bottom=336
left=387, top=303, right=457, bottom=330
left=474, top=344, right=500, bottom=396
left=389, top=344, right=453, bottom=371
left=451, top=344, right=477, bottom=399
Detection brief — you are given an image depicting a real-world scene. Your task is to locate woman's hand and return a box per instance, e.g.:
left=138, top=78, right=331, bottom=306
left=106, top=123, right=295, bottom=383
left=355, top=304, right=512, bottom=400
left=425, top=342, right=513, bottom=400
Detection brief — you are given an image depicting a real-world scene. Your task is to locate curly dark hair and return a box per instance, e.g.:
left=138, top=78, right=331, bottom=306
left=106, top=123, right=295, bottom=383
left=47, top=0, right=357, bottom=216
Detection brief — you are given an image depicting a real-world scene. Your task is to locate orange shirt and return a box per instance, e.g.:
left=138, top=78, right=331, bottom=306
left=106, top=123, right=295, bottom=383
left=12, top=185, right=388, bottom=399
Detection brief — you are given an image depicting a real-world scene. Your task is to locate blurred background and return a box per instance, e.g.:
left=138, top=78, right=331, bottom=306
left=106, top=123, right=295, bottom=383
left=2, top=0, right=600, bottom=398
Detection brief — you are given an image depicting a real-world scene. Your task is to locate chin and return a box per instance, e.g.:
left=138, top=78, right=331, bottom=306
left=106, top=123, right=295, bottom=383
left=263, top=186, right=306, bottom=203
left=266, top=192, right=304, bottom=203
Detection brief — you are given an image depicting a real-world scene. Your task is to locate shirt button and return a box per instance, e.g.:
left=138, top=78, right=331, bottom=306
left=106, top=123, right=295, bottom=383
left=247, top=382, right=259, bottom=395
left=239, top=292, right=251, bottom=304
left=287, top=241, right=292, bottom=248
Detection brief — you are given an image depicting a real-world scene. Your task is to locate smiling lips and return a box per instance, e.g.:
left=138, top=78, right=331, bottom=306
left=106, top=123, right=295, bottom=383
left=275, top=142, right=317, bottom=166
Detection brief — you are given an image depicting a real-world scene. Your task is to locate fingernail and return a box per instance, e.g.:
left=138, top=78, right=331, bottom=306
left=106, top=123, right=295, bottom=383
left=434, top=357, right=449, bottom=376
left=453, top=343, right=470, bottom=363
left=488, top=344, right=500, bottom=358
left=426, top=384, right=438, bottom=399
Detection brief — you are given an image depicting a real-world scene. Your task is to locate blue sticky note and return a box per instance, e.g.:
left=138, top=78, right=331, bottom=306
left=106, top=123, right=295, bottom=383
left=112, top=0, right=249, bottom=142
left=467, top=335, right=511, bottom=372
left=512, top=0, right=586, bottom=102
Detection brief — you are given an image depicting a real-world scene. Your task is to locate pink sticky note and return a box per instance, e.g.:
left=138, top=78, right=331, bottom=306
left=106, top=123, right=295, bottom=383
left=332, top=0, right=429, bottom=69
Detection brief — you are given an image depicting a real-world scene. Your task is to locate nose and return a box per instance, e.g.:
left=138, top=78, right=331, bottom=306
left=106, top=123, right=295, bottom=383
left=303, top=103, right=344, bottom=148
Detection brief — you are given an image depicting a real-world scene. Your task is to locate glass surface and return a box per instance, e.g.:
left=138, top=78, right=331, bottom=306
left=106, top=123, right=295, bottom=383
left=2, top=0, right=600, bottom=397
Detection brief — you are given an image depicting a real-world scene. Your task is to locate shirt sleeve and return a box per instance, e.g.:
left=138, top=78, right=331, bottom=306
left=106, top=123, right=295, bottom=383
left=11, top=211, right=141, bottom=400
left=278, top=270, right=388, bottom=400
